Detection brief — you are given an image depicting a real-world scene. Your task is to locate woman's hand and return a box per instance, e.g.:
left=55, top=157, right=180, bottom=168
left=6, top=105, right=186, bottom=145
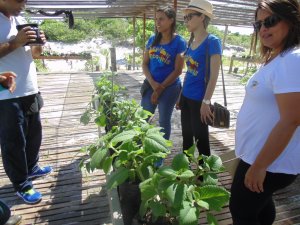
left=200, top=103, right=213, bottom=124
left=151, top=84, right=165, bottom=105
left=151, top=91, right=159, bottom=105
left=244, top=165, right=266, bottom=193
left=0, top=72, right=17, bottom=93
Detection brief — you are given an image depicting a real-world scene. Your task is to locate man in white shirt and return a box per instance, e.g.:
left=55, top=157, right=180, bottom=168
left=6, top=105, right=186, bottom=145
left=0, top=0, right=52, bottom=204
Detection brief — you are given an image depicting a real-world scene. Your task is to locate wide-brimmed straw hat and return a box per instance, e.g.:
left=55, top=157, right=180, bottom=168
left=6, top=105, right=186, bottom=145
left=183, top=0, right=214, bottom=19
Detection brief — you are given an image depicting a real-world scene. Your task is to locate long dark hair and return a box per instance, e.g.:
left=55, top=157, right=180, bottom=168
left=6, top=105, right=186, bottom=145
left=151, top=6, right=176, bottom=47
left=254, top=0, right=300, bottom=61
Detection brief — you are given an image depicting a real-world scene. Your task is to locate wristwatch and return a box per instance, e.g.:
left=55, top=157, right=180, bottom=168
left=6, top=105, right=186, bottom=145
left=202, top=99, right=211, bottom=105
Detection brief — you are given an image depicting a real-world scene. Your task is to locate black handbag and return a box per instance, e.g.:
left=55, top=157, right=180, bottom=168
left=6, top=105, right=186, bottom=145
left=209, top=102, right=230, bottom=128
left=140, top=79, right=152, bottom=96
left=205, top=40, right=230, bottom=129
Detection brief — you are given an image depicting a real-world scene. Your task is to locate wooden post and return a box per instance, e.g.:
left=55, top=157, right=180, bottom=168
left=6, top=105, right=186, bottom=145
left=229, top=56, right=234, bottom=74
left=222, top=25, right=228, bottom=54
left=174, top=0, right=177, bottom=11
left=243, top=32, right=256, bottom=77
left=133, top=17, right=136, bottom=70
left=110, top=47, right=117, bottom=72
left=143, top=13, right=146, bottom=56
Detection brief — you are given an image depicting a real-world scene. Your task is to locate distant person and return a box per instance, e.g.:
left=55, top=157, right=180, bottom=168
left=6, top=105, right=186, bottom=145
left=229, top=0, right=300, bottom=224
left=141, top=6, right=186, bottom=166
left=0, top=0, right=52, bottom=205
left=0, top=199, right=22, bottom=225
left=178, top=0, right=221, bottom=157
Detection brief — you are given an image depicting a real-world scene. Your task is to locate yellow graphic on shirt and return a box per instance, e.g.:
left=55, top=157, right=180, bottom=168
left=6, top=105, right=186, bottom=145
left=185, top=55, right=199, bottom=76
left=149, top=47, right=171, bottom=64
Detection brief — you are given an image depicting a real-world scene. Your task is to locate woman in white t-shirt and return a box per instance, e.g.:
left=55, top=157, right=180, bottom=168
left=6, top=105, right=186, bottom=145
left=229, top=0, right=300, bottom=224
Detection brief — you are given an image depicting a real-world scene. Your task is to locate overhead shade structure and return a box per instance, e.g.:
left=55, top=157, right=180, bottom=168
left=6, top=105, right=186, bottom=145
left=24, top=0, right=261, bottom=27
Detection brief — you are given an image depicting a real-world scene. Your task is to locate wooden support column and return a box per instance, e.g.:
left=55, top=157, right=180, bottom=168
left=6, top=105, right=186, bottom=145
left=133, top=16, right=136, bottom=70
left=143, top=13, right=146, bottom=56
left=174, top=0, right=177, bottom=11
left=110, top=47, right=117, bottom=72
left=222, top=25, right=228, bottom=53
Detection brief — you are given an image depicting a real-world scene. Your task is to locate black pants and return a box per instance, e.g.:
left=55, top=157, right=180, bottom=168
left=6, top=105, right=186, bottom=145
left=229, top=160, right=297, bottom=225
left=0, top=95, right=42, bottom=192
left=180, top=95, right=210, bottom=156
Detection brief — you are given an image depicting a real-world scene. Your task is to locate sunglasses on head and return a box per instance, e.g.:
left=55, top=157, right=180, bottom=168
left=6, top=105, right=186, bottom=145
left=183, top=12, right=202, bottom=22
left=253, top=14, right=282, bottom=32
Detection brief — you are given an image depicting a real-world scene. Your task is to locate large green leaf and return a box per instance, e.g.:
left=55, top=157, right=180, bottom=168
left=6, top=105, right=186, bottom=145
left=195, top=185, right=230, bottom=211
left=139, top=179, right=156, bottom=201
left=179, top=201, right=199, bottom=225
left=149, top=201, right=166, bottom=221
left=139, top=200, right=149, bottom=217
left=206, top=155, right=223, bottom=171
left=203, top=173, right=218, bottom=185
left=135, top=108, right=152, bottom=120
left=171, top=154, right=190, bottom=171
left=144, top=133, right=170, bottom=153
left=106, top=167, right=129, bottom=189
left=173, top=183, right=187, bottom=209
left=90, top=147, right=108, bottom=170
left=138, top=162, right=154, bottom=181
left=157, top=167, right=178, bottom=180
left=95, top=113, right=106, bottom=127
left=178, top=170, right=195, bottom=180
left=157, top=178, right=175, bottom=194
left=111, top=130, right=137, bottom=146
left=103, top=157, right=113, bottom=174
left=165, top=183, right=177, bottom=204
left=184, top=144, right=196, bottom=157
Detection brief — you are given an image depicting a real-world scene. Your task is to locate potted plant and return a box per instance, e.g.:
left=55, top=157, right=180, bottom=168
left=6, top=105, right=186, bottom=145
left=80, top=73, right=230, bottom=225
left=139, top=144, right=230, bottom=225
left=80, top=73, right=172, bottom=224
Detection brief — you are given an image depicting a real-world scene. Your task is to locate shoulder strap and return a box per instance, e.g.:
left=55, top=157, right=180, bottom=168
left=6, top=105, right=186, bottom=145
left=205, top=36, right=228, bottom=107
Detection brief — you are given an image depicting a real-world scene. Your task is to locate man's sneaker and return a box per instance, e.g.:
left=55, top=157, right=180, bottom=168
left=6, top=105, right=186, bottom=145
left=16, top=188, right=42, bottom=204
left=28, top=166, right=53, bottom=179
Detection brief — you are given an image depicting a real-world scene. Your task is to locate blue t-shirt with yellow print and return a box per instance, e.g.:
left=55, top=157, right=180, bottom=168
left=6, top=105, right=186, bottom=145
left=182, top=34, right=222, bottom=101
left=146, top=34, right=187, bottom=84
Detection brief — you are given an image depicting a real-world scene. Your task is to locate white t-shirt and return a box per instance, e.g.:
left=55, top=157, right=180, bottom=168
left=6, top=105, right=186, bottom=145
left=0, top=13, right=38, bottom=100
left=236, top=48, right=300, bottom=174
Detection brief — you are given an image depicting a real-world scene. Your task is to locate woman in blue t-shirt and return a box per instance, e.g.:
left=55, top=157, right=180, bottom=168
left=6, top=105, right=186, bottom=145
left=141, top=6, right=186, bottom=141
left=179, top=0, right=222, bottom=156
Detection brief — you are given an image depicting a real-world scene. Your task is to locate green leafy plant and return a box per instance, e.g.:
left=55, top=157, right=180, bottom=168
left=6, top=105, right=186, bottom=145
left=80, top=72, right=171, bottom=188
left=81, top=124, right=171, bottom=189
left=80, top=73, right=230, bottom=225
left=139, top=144, right=230, bottom=225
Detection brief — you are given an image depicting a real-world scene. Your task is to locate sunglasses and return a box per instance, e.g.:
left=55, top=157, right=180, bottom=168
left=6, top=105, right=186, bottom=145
left=183, top=13, right=202, bottom=22
left=253, top=14, right=282, bottom=32
left=15, top=0, right=27, bottom=3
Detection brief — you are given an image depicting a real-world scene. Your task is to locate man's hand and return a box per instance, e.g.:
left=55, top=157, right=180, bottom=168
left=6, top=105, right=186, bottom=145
left=0, top=72, right=17, bottom=93
left=12, top=26, right=37, bottom=48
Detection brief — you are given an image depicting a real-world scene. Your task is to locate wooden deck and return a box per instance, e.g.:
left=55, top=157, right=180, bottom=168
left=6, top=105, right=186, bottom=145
left=0, top=71, right=299, bottom=224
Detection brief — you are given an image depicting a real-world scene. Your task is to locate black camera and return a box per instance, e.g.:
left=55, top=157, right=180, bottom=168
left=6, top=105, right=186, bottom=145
left=16, top=23, right=44, bottom=46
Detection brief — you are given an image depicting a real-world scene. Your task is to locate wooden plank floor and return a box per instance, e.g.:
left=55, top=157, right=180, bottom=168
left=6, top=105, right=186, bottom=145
left=114, top=71, right=300, bottom=225
left=0, top=72, right=112, bottom=225
left=0, top=70, right=299, bottom=225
